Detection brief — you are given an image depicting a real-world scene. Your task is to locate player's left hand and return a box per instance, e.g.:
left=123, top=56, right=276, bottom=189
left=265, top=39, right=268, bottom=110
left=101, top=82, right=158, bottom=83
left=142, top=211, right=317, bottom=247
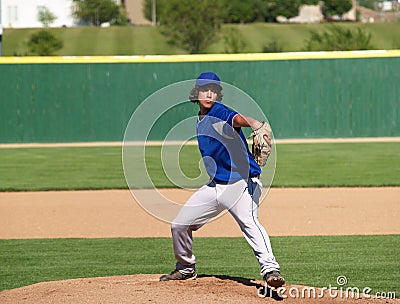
left=251, top=121, right=272, bottom=167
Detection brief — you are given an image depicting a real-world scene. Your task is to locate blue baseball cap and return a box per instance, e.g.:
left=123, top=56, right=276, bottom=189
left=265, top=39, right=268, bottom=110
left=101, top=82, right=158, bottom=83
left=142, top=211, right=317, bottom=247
left=195, top=72, right=221, bottom=87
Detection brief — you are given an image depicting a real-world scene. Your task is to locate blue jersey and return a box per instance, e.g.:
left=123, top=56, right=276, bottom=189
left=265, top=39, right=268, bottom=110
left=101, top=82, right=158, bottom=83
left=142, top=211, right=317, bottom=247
left=197, top=101, right=261, bottom=183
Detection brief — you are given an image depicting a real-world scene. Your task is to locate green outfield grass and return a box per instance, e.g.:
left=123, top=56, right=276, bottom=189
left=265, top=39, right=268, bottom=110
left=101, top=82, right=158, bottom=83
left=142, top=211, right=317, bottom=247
left=0, top=235, right=399, bottom=296
left=0, top=142, right=399, bottom=191
left=273, top=142, right=400, bottom=187
left=3, top=22, right=400, bottom=56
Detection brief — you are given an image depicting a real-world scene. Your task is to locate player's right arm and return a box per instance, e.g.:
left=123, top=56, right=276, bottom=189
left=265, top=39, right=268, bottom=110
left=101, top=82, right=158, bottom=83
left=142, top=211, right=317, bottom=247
left=232, top=114, right=263, bottom=130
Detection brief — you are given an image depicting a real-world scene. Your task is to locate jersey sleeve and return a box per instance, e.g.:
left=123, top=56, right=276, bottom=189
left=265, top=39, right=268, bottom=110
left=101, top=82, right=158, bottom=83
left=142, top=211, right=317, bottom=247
left=217, top=104, right=238, bottom=127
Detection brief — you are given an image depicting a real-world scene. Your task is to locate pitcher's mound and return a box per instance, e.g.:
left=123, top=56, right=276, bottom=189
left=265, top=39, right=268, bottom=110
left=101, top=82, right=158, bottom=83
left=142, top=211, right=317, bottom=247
left=0, top=274, right=398, bottom=304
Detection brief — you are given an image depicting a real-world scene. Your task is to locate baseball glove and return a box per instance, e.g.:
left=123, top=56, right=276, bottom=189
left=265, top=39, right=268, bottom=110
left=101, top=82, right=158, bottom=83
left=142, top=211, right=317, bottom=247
left=251, top=121, right=272, bottom=167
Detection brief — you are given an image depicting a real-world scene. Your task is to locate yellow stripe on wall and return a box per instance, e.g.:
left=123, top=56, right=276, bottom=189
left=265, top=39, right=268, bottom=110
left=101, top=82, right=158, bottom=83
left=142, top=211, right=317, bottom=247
left=0, top=50, right=400, bottom=64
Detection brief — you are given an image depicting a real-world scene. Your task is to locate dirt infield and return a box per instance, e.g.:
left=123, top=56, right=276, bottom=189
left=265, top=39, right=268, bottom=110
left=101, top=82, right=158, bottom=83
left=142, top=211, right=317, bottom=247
left=1, top=188, right=399, bottom=238
left=0, top=187, right=399, bottom=303
left=1, top=274, right=399, bottom=304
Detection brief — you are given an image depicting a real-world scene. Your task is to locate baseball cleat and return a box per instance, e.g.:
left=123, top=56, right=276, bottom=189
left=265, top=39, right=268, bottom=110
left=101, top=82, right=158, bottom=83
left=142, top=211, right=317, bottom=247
left=159, top=269, right=197, bottom=281
left=264, top=270, right=285, bottom=288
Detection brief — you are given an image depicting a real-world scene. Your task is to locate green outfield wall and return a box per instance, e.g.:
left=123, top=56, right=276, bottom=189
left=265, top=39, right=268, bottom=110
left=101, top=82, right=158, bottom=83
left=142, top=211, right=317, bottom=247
left=0, top=51, right=399, bottom=143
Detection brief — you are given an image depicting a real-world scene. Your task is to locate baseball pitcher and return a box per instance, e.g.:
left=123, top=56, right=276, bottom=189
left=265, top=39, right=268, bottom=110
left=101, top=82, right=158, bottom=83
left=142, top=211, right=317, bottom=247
left=159, top=72, right=285, bottom=288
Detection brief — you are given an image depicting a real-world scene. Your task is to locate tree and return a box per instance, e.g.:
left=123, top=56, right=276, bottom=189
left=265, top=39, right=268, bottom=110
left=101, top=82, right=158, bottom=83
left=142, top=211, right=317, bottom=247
left=264, top=0, right=303, bottom=22
left=221, top=0, right=322, bottom=24
left=72, top=0, right=120, bottom=26
left=160, top=0, right=222, bottom=54
left=38, top=7, right=57, bottom=27
left=143, top=0, right=167, bottom=24
left=301, top=0, right=320, bottom=4
left=358, top=0, right=377, bottom=10
left=304, top=25, right=373, bottom=51
left=322, top=0, right=353, bottom=19
left=114, top=6, right=130, bottom=25
left=28, top=30, right=63, bottom=56
left=222, top=0, right=256, bottom=23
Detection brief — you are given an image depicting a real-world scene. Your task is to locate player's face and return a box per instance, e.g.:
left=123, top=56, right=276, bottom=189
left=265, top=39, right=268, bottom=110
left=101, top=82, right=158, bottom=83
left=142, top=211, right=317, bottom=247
left=198, top=85, right=218, bottom=114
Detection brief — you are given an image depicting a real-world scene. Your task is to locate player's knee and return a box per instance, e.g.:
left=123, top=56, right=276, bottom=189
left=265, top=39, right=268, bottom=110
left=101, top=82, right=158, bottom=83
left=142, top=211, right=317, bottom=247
left=239, top=217, right=261, bottom=230
left=171, top=222, right=188, bottom=233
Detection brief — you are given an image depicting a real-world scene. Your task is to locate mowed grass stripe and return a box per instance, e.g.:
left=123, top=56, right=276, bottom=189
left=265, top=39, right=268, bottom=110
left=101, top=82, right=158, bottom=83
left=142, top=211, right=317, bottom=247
left=116, top=27, right=136, bottom=55
left=273, top=142, right=400, bottom=187
left=97, top=27, right=118, bottom=55
left=4, top=23, right=400, bottom=57
left=0, top=235, right=399, bottom=296
left=0, top=142, right=399, bottom=191
left=53, top=27, right=101, bottom=56
left=0, top=146, right=125, bottom=191
left=127, top=26, right=186, bottom=55
left=3, top=28, right=38, bottom=56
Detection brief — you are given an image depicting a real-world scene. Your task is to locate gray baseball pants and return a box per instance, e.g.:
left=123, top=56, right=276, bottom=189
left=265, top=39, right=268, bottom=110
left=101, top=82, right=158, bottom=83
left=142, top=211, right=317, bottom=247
left=171, top=177, right=280, bottom=277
